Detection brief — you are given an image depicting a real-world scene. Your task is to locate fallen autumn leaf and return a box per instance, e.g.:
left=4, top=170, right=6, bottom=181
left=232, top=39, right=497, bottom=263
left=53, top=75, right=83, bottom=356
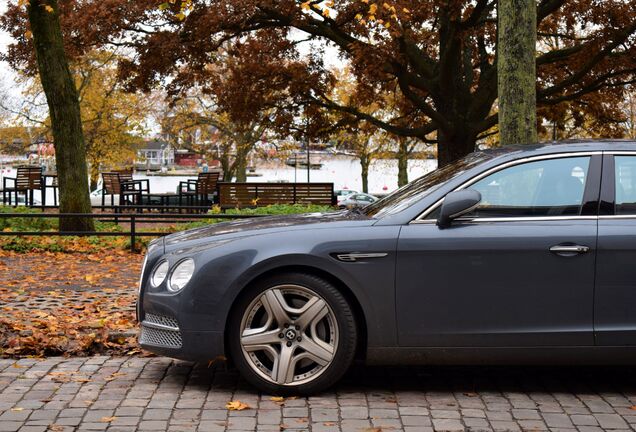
left=226, top=400, right=250, bottom=411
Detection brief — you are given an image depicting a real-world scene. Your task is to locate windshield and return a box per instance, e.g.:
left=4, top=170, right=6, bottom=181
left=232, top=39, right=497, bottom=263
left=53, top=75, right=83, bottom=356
left=362, top=151, right=494, bottom=218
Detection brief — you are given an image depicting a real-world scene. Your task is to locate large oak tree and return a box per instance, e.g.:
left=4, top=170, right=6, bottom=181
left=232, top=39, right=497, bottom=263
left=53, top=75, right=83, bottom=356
left=22, top=0, right=93, bottom=231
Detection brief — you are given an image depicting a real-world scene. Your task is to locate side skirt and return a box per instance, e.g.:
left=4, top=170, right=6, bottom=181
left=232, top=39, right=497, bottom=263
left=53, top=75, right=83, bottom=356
left=366, top=347, right=636, bottom=366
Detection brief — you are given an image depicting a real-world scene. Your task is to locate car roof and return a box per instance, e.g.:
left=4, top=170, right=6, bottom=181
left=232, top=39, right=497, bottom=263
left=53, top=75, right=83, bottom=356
left=477, top=139, right=636, bottom=162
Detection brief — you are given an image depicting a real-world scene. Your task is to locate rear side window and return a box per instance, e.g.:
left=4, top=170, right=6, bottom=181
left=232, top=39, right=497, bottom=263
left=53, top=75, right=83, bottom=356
left=615, top=156, right=636, bottom=215
left=468, top=156, right=590, bottom=218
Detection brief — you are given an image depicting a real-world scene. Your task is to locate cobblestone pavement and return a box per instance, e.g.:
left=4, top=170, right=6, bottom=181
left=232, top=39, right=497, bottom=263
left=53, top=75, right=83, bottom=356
left=3, top=358, right=636, bottom=431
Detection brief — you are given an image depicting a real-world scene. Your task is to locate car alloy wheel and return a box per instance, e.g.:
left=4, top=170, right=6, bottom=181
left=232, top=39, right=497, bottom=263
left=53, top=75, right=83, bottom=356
left=239, top=284, right=338, bottom=385
left=229, top=272, right=357, bottom=394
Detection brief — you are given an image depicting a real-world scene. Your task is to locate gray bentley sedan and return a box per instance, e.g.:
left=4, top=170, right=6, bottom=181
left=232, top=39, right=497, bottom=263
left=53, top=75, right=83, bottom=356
left=137, top=140, right=636, bottom=394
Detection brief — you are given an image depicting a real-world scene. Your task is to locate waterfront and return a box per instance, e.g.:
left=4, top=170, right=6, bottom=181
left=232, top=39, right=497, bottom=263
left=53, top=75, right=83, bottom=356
left=0, top=156, right=437, bottom=204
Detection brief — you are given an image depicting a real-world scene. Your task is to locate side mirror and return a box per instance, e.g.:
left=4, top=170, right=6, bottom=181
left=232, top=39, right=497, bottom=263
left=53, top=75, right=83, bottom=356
left=437, top=189, right=482, bottom=228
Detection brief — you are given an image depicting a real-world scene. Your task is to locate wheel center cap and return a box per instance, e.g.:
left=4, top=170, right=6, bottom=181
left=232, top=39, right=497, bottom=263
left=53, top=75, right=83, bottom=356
left=285, top=329, right=297, bottom=341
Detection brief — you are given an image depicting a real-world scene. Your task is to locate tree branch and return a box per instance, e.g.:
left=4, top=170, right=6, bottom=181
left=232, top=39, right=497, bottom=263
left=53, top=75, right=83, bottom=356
left=539, top=68, right=636, bottom=105
left=537, top=0, right=567, bottom=22
left=539, top=21, right=636, bottom=98
left=462, top=0, right=496, bottom=28
left=309, top=94, right=437, bottom=138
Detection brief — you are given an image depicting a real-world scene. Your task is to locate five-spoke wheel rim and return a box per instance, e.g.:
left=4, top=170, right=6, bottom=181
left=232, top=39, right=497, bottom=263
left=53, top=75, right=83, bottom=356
left=239, top=284, right=339, bottom=386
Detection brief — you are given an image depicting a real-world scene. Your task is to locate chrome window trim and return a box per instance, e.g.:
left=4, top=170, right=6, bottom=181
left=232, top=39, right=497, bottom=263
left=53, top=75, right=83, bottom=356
left=598, top=215, right=636, bottom=220
left=411, top=215, right=598, bottom=224
left=412, top=151, right=602, bottom=224
left=605, top=151, right=636, bottom=155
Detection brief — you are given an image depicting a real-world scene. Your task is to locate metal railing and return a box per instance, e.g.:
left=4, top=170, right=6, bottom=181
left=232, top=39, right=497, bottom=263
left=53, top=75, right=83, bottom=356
left=0, top=206, right=264, bottom=252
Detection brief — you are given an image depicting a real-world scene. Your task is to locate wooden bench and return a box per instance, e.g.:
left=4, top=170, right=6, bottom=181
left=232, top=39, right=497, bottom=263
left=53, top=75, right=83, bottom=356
left=178, top=172, right=222, bottom=209
left=2, top=166, right=42, bottom=206
left=218, top=182, right=335, bottom=209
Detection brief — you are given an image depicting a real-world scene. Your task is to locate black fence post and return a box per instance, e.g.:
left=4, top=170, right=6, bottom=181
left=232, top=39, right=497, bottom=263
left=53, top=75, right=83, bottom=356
left=130, top=214, right=136, bottom=253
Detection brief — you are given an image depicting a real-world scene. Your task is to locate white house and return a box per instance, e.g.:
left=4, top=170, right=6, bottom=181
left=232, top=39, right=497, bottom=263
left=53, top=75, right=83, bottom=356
left=136, top=139, right=175, bottom=169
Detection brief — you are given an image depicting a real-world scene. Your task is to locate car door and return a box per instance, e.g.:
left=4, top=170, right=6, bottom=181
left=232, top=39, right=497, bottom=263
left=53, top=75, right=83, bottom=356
left=396, top=153, right=601, bottom=347
left=595, top=153, right=636, bottom=345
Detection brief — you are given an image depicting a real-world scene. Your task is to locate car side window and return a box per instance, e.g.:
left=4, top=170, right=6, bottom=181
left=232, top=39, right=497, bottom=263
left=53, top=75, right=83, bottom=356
left=615, top=156, right=636, bottom=215
left=466, top=156, right=590, bottom=218
left=422, top=156, right=591, bottom=221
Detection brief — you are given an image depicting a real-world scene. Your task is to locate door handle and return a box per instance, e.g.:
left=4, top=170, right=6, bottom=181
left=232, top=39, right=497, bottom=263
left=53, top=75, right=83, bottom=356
left=549, top=244, right=590, bottom=254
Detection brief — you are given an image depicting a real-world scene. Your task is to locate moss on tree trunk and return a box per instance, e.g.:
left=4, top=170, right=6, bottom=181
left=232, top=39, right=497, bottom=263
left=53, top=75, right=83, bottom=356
left=497, top=0, right=537, bottom=146
left=28, top=0, right=94, bottom=231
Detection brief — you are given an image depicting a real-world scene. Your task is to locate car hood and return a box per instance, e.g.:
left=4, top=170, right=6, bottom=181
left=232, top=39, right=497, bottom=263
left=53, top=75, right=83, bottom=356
left=163, top=210, right=374, bottom=251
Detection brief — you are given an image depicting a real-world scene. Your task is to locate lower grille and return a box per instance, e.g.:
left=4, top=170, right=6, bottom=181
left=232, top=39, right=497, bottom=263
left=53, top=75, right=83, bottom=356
left=140, top=313, right=182, bottom=348
left=144, top=313, right=179, bottom=329
left=140, top=325, right=183, bottom=348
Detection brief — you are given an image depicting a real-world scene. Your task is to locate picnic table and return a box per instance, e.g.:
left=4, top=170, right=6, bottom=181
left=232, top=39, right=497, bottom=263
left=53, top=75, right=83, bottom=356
left=141, top=192, right=178, bottom=213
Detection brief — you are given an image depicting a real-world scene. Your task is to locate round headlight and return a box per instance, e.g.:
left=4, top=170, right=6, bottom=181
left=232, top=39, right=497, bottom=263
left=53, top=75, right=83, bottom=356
left=168, top=259, right=195, bottom=292
left=150, top=261, right=169, bottom=287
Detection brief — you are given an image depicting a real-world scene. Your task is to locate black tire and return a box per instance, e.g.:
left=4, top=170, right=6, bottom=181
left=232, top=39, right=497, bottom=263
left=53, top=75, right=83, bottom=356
left=227, top=272, right=357, bottom=395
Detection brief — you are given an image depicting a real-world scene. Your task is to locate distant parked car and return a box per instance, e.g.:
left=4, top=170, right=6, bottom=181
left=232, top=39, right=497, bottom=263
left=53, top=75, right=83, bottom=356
left=338, top=192, right=378, bottom=209
left=334, top=189, right=357, bottom=204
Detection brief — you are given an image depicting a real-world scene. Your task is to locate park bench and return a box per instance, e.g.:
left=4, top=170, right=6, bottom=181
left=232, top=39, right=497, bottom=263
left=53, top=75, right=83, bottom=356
left=114, top=168, right=150, bottom=195
left=101, top=172, right=144, bottom=209
left=218, top=182, right=335, bottom=209
left=2, top=165, right=43, bottom=206
left=178, top=171, right=222, bottom=209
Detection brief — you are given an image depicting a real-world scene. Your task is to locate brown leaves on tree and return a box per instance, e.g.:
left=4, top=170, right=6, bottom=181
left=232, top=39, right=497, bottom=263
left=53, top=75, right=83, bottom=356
left=3, top=0, right=634, bottom=164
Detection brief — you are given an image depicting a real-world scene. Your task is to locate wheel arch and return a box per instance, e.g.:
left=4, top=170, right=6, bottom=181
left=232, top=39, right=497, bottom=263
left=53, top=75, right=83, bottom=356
left=223, top=264, right=368, bottom=364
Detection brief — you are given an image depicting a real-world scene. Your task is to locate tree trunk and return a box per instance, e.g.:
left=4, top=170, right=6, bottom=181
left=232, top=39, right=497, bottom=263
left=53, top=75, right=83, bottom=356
left=28, top=0, right=93, bottom=231
left=437, top=129, right=477, bottom=168
left=219, top=152, right=233, bottom=181
left=359, top=155, right=370, bottom=193
left=234, top=146, right=248, bottom=183
left=89, top=162, right=99, bottom=192
left=218, top=142, right=235, bottom=181
left=497, top=0, right=537, bottom=146
left=397, top=138, right=409, bottom=187
left=234, top=158, right=247, bottom=182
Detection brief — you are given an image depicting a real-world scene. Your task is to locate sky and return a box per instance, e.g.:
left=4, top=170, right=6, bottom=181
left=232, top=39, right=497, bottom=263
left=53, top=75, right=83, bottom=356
left=0, top=0, right=20, bottom=101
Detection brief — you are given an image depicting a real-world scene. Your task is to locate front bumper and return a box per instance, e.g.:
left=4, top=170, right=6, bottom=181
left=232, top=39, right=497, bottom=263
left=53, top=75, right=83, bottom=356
left=136, top=236, right=237, bottom=362
left=139, top=312, right=225, bottom=361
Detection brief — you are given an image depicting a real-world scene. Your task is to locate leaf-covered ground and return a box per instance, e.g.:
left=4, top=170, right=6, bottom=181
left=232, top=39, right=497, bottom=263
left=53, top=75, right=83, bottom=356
left=0, top=205, right=335, bottom=357
left=0, top=250, right=143, bottom=357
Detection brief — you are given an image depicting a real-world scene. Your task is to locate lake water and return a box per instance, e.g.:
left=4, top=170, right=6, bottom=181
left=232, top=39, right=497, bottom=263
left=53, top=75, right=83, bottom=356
left=0, top=156, right=437, bottom=203
left=140, top=157, right=437, bottom=195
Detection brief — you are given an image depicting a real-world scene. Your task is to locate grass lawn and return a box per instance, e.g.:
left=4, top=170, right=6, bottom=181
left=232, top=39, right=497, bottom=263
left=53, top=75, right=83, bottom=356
left=0, top=204, right=335, bottom=253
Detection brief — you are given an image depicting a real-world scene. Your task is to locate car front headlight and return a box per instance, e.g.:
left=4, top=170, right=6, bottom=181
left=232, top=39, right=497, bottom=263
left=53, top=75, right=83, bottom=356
left=168, top=258, right=195, bottom=292
left=150, top=261, right=169, bottom=287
